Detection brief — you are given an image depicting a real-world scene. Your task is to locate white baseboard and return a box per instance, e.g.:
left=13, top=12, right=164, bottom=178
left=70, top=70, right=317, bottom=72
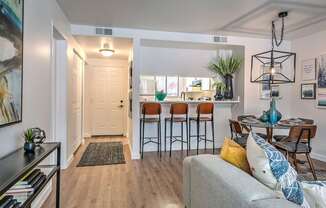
left=31, top=182, right=52, bottom=208
left=62, top=154, right=74, bottom=169
left=311, top=152, right=326, bottom=162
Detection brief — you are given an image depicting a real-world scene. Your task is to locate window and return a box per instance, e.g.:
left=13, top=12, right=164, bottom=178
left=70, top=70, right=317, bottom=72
left=140, top=76, right=155, bottom=95
left=155, top=76, right=166, bottom=92
left=167, top=76, right=178, bottom=96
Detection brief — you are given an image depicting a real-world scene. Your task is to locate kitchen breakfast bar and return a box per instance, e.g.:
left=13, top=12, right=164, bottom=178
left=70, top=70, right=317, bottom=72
left=138, top=99, right=240, bottom=155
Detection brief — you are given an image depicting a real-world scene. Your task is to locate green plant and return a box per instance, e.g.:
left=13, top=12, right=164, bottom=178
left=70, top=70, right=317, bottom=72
left=212, top=81, right=226, bottom=92
left=24, top=128, right=34, bottom=143
left=208, top=56, right=243, bottom=77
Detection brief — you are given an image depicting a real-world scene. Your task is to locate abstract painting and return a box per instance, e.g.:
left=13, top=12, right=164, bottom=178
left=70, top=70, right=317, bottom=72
left=0, top=0, right=23, bottom=126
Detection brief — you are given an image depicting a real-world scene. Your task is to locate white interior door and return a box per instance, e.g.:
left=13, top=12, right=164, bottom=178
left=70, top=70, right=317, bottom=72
left=71, top=53, right=83, bottom=151
left=92, top=67, right=125, bottom=135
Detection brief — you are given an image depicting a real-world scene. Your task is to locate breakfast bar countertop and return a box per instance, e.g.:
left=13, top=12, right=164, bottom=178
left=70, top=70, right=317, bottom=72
left=139, top=97, right=240, bottom=105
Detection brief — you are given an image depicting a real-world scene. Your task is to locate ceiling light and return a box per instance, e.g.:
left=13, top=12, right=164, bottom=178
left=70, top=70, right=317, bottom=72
left=99, top=43, right=115, bottom=57
left=250, top=11, right=296, bottom=85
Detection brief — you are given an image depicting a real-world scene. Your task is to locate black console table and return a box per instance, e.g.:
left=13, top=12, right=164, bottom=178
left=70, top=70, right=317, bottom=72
left=0, top=143, right=61, bottom=208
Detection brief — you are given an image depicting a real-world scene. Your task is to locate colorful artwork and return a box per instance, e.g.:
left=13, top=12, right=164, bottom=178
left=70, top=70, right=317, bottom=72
left=0, top=0, right=23, bottom=126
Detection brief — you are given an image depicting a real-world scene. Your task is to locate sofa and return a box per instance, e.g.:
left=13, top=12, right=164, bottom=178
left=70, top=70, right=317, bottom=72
left=183, top=155, right=300, bottom=208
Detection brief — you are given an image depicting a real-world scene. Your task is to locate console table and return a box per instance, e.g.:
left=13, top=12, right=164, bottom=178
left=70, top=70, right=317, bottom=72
left=0, top=142, right=61, bottom=208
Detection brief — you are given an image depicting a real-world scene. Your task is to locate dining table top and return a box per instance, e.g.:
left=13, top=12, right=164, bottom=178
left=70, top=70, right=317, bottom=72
left=238, top=117, right=312, bottom=129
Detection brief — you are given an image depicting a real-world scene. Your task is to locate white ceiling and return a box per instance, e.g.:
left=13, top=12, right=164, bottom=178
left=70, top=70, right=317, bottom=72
left=58, top=0, right=326, bottom=39
left=74, top=36, right=132, bottom=60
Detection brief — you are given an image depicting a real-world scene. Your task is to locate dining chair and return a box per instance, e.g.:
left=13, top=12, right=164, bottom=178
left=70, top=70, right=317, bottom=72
left=273, top=118, right=314, bottom=142
left=274, top=125, right=317, bottom=180
left=237, top=115, right=268, bottom=140
left=229, top=119, right=248, bottom=147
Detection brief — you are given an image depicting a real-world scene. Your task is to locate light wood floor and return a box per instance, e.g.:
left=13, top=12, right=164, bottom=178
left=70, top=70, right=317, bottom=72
left=42, top=136, right=214, bottom=208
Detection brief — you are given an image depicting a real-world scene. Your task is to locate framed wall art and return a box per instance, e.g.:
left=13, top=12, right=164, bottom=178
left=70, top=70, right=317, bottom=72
left=301, top=83, right=316, bottom=100
left=301, top=58, right=316, bottom=81
left=317, top=54, right=326, bottom=108
left=0, top=0, right=24, bottom=127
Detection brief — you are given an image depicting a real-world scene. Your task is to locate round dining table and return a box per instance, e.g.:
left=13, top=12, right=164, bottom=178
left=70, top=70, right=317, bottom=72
left=238, top=117, right=310, bottom=143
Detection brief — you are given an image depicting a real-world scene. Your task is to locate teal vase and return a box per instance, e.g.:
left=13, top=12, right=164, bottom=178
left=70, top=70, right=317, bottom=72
left=268, top=98, right=282, bottom=125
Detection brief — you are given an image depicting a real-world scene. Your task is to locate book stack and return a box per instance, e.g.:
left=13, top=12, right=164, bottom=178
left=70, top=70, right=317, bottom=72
left=0, top=169, right=47, bottom=206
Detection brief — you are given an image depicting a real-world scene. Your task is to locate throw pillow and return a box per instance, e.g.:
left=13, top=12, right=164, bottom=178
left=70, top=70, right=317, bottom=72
left=246, top=132, right=309, bottom=207
left=220, top=138, right=251, bottom=174
left=302, top=181, right=326, bottom=208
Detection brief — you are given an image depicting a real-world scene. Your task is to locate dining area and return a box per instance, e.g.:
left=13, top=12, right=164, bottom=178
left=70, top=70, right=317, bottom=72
left=231, top=115, right=319, bottom=180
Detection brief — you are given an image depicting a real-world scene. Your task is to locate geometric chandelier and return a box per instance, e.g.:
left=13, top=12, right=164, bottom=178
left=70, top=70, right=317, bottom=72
left=251, top=11, right=296, bottom=85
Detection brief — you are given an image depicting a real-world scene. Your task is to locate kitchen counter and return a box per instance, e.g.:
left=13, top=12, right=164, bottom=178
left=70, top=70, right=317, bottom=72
left=139, top=97, right=240, bottom=105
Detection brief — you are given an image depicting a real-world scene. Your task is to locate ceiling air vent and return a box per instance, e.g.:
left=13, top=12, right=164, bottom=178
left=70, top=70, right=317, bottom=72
left=95, top=27, right=113, bottom=36
left=213, top=36, right=227, bottom=43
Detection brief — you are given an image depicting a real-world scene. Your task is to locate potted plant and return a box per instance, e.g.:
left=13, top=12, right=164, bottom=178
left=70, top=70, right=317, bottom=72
left=212, top=81, right=226, bottom=101
left=208, top=56, right=242, bottom=99
left=23, top=128, right=35, bottom=153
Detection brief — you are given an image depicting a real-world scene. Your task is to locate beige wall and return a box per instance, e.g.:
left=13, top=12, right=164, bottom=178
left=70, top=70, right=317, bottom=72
left=292, top=30, right=326, bottom=161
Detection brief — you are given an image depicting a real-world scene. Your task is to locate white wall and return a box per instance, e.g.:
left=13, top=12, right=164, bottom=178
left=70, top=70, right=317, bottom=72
left=292, top=30, right=326, bottom=161
left=0, top=0, right=84, bottom=159
left=83, top=58, right=129, bottom=137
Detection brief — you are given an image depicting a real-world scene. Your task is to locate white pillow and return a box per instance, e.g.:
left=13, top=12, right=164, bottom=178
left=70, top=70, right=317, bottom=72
left=246, top=132, right=277, bottom=189
left=302, top=181, right=326, bottom=208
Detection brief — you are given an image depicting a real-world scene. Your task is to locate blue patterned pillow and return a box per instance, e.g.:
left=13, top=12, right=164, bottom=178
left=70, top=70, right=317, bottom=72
left=250, top=132, right=309, bottom=207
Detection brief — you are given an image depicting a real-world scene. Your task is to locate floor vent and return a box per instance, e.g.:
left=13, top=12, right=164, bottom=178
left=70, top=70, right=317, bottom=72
left=95, top=27, right=113, bottom=36
left=213, top=36, right=227, bottom=43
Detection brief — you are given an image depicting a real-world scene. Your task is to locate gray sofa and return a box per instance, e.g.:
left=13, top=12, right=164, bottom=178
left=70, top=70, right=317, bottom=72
left=183, top=155, right=300, bottom=208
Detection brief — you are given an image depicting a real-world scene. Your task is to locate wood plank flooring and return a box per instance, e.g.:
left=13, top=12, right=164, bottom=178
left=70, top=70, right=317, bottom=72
left=42, top=136, right=213, bottom=208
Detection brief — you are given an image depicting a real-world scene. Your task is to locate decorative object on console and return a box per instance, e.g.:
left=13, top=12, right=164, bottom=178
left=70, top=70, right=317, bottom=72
left=212, top=81, right=225, bottom=101
left=317, top=54, right=326, bottom=108
left=208, top=55, right=242, bottom=100
left=155, top=90, right=167, bottom=101
left=31, top=127, right=46, bottom=146
left=302, top=59, right=316, bottom=81
left=0, top=0, right=23, bottom=127
left=23, top=128, right=35, bottom=153
left=301, top=83, right=316, bottom=100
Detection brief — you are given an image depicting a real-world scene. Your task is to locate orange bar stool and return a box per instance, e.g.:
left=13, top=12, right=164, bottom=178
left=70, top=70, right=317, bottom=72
left=140, top=103, right=162, bottom=159
left=164, top=103, right=189, bottom=157
left=189, top=103, right=215, bottom=155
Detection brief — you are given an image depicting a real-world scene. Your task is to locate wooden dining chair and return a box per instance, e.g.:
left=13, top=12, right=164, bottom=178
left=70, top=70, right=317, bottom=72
left=274, top=118, right=314, bottom=142
left=229, top=119, right=248, bottom=147
left=274, top=125, right=317, bottom=180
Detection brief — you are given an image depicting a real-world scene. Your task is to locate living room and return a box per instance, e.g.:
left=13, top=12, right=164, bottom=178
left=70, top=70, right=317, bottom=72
left=1, top=0, right=326, bottom=208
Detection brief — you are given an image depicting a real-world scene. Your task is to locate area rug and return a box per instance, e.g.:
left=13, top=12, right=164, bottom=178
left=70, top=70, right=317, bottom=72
left=297, top=161, right=326, bottom=181
left=77, top=142, right=126, bottom=167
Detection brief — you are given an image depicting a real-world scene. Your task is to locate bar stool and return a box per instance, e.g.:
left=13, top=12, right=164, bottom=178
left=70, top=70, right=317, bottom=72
left=189, top=103, right=215, bottom=155
left=140, top=103, right=162, bottom=159
left=164, top=103, right=189, bottom=157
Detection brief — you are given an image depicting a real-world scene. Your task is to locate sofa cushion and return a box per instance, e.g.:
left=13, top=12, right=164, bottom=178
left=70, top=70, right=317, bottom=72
left=220, top=138, right=251, bottom=174
left=247, top=132, right=309, bottom=207
left=302, top=181, right=326, bottom=208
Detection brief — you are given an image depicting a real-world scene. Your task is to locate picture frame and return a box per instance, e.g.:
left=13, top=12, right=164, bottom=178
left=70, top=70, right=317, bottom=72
left=301, top=58, right=316, bottom=81
left=317, top=54, right=326, bottom=108
left=301, top=83, right=316, bottom=100
left=0, top=0, right=24, bottom=127
left=260, top=84, right=281, bottom=100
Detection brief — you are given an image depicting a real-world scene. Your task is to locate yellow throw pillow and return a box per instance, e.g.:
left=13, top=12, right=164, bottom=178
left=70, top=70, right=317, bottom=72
left=220, top=138, right=251, bottom=174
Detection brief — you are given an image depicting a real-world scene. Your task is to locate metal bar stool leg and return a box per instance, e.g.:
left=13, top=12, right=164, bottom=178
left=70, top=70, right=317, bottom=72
left=186, top=120, right=189, bottom=156
left=189, top=121, right=192, bottom=153
left=139, top=120, right=142, bottom=154
left=170, top=120, right=173, bottom=157
left=211, top=119, right=215, bottom=154
left=181, top=122, right=184, bottom=152
left=157, top=121, right=160, bottom=155
left=196, top=119, right=200, bottom=155
left=141, top=118, right=145, bottom=159
left=159, top=118, right=162, bottom=158
left=204, top=121, right=207, bottom=151
left=164, top=119, right=167, bottom=152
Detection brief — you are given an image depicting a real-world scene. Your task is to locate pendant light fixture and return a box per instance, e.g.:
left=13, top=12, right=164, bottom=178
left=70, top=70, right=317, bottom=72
left=99, top=43, right=115, bottom=57
left=250, top=11, right=296, bottom=85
